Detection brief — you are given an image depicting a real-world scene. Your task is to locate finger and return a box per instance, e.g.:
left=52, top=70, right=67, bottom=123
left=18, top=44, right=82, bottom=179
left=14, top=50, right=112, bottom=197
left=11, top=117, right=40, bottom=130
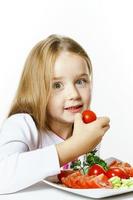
left=102, top=124, right=110, bottom=133
left=96, top=117, right=110, bottom=127
left=74, top=113, right=82, bottom=124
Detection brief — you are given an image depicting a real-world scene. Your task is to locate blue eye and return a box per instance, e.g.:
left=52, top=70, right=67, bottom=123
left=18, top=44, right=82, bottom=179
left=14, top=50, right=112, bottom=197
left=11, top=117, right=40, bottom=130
left=76, top=78, right=89, bottom=88
left=77, top=80, right=83, bottom=84
left=76, top=79, right=87, bottom=85
left=52, top=82, right=63, bottom=89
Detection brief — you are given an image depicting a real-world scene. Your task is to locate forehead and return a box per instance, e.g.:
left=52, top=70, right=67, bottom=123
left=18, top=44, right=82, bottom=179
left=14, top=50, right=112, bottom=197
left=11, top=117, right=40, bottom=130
left=53, top=51, right=89, bottom=78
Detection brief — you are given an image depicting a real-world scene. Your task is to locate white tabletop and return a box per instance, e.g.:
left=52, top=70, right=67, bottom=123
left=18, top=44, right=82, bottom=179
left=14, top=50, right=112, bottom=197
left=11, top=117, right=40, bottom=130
left=0, top=181, right=133, bottom=200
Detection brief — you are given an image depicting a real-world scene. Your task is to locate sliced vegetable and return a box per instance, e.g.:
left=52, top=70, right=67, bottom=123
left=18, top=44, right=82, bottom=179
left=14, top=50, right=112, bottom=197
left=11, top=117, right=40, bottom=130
left=62, top=149, right=133, bottom=189
left=109, top=176, right=133, bottom=189
left=57, top=170, right=75, bottom=182
left=106, top=167, right=129, bottom=179
left=61, top=172, right=112, bottom=189
left=88, top=164, right=107, bottom=176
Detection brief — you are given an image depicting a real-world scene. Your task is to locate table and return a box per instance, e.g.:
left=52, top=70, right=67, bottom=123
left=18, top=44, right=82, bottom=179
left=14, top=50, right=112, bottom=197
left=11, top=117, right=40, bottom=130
left=0, top=181, right=133, bottom=200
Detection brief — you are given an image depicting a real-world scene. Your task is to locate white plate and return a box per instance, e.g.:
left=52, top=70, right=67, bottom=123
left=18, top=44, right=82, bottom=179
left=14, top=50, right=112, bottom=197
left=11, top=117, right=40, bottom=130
left=42, top=157, right=133, bottom=199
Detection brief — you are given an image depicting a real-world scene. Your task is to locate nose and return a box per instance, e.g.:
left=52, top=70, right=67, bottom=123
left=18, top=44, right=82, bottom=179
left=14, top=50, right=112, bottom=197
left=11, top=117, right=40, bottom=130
left=65, top=84, right=80, bottom=100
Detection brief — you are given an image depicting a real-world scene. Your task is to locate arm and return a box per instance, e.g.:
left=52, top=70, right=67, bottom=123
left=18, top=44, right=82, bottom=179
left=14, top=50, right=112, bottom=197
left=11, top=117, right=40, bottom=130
left=0, top=145, right=60, bottom=194
left=0, top=114, right=60, bottom=194
left=56, top=113, right=110, bottom=167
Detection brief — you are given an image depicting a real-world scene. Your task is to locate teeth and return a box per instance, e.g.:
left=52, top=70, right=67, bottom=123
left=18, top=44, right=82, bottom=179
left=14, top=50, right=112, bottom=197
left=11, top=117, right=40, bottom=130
left=66, top=105, right=82, bottom=109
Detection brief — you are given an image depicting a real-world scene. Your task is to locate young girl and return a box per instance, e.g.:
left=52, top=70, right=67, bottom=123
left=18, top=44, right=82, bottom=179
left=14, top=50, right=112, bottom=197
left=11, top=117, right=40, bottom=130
left=0, top=34, right=110, bottom=194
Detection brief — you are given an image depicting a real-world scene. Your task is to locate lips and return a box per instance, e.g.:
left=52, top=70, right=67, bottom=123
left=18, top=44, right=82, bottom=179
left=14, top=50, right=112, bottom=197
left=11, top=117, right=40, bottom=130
left=64, top=105, right=83, bottom=112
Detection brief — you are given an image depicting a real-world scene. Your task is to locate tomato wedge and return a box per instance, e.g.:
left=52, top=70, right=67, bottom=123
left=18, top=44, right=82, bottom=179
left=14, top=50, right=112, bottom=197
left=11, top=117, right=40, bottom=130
left=106, top=167, right=129, bottom=179
left=108, top=160, right=133, bottom=178
left=88, top=164, right=107, bottom=176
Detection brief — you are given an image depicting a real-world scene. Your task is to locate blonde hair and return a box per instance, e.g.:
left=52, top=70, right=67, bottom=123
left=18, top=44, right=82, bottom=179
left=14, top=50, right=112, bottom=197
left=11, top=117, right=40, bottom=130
left=8, top=34, right=93, bottom=131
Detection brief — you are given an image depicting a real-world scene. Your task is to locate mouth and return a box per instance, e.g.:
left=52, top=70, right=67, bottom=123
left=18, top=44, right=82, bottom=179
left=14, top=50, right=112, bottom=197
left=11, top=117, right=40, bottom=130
left=64, top=105, right=83, bottom=113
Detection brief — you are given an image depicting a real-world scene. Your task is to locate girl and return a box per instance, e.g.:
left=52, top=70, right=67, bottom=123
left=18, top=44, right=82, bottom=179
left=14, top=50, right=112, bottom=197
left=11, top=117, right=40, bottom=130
left=0, top=34, right=110, bottom=194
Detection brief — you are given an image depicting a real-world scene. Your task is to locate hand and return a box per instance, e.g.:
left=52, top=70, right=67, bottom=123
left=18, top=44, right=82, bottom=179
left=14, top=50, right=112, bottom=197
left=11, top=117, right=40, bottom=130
left=56, top=113, right=110, bottom=167
left=71, top=113, right=110, bottom=155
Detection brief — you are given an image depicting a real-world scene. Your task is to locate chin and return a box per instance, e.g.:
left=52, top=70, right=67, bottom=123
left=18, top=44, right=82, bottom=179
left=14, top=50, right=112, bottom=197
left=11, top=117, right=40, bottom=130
left=61, top=117, right=74, bottom=124
left=61, top=112, right=81, bottom=124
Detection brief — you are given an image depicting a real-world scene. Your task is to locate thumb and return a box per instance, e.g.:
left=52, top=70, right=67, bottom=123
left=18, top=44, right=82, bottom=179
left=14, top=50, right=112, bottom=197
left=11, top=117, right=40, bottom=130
left=74, top=113, right=82, bottom=125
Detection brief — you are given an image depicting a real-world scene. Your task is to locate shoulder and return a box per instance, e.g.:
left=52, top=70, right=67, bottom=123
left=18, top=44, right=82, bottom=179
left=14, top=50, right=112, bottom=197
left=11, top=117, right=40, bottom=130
left=0, top=113, right=39, bottom=149
left=1, top=113, right=36, bottom=132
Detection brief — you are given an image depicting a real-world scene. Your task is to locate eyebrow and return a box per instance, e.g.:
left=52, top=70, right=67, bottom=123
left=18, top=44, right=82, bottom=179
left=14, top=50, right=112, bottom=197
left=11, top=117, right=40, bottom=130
left=53, top=73, right=89, bottom=80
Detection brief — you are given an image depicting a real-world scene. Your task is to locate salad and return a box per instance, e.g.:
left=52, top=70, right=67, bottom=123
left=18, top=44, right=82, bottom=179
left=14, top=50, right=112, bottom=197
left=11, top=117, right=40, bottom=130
left=58, top=150, right=133, bottom=189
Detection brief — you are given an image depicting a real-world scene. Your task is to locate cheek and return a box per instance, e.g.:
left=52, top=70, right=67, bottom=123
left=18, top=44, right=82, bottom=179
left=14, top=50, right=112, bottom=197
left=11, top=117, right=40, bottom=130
left=85, top=95, right=91, bottom=106
left=82, top=88, right=91, bottom=105
left=47, top=95, right=62, bottom=114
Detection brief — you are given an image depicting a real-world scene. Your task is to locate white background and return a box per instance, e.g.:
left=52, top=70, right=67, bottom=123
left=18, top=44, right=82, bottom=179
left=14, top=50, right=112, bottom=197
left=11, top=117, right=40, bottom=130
left=0, top=0, right=133, bottom=163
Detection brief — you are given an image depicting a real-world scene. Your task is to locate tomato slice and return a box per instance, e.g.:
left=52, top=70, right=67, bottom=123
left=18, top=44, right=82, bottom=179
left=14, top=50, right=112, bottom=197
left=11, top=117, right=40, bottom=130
left=106, top=167, right=129, bottom=179
left=108, top=160, right=133, bottom=178
left=57, top=170, right=75, bottom=182
left=88, top=164, right=107, bottom=176
left=61, top=171, right=112, bottom=189
left=109, top=160, right=131, bottom=168
left=86, top=174, right=112, bottom=188
left=61, top=171, right=82, bottom=188
left=124, top=167, right=133, bottom=177
left=82, top=110, right=97, bottom=123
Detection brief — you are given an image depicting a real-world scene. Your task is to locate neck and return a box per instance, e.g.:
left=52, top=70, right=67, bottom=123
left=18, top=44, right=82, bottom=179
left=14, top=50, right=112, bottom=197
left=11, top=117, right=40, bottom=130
left=47, top=120, right=73, bottom=140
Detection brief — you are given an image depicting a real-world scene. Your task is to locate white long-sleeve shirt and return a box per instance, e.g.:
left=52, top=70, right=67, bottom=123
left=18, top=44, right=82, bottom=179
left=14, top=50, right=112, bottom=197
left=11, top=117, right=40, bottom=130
left=0, top=113, right=63, bottom=194
left=0, top=113, right=100, bottom=194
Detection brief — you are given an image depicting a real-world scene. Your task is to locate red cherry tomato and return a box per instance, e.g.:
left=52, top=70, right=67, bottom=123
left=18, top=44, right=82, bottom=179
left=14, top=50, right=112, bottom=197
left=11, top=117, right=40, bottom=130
left=88, top=164, right=106, bottom=176
left=106, top=167, right=129, bottom=179
left=82, top=110, right=97, bottom=123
